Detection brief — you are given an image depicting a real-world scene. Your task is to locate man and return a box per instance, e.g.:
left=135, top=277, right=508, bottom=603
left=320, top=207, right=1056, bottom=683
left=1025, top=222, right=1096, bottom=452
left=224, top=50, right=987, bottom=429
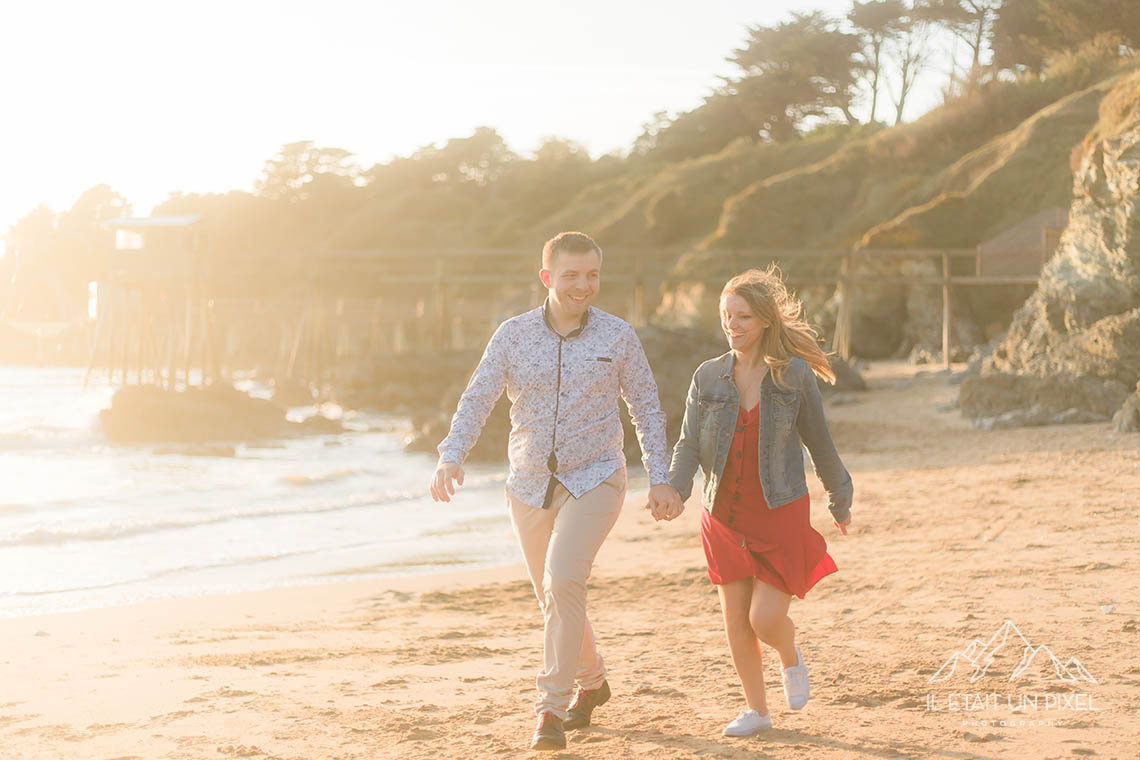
left=430, top=231, right=682, bottom=751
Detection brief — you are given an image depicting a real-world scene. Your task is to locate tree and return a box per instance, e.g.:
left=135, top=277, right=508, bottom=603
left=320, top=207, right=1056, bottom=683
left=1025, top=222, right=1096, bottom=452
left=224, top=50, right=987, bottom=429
left=991, top=0, right=1140, bottom=73
left=255, top=141, right=362, bottom=202
left=888, top=5, right=936, bottom=124
left=379, top=127, right=516, bottom=189
left=4, top=204, right=58, bottom=265
left=3, top=205, right=62, bottom=321
left=991, top=0, right=1052, bottom=73
left=631, top=111, right=673, bottom=157
left=1039, top=0, right=1140, bottom=50
left=728, top=71, right=811, bottom=142
left=632, top=11, right=865, bottom=160
left=3, top=186, right=130, bottom=321
left=730, top=11, right=865, bottom=137
left=643, top=90, right=758, bottom=161
left=489, top=137, right=602, bottom=233
left=922, top=0, right=1003, bottom=82
left=849, top=0, right=908, bottom=123
left=55, top=184, right=130, bottom=254
left=434, top=126, right=515, bottom=186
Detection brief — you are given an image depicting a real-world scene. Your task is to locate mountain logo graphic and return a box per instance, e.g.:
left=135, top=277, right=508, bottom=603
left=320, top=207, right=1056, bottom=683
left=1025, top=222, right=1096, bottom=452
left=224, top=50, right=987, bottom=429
left=928, top=619, right=1097, bottom=685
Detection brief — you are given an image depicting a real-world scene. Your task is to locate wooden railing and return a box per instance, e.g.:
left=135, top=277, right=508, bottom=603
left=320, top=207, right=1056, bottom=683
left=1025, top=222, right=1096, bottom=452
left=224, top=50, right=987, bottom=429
left=85, top=246, right=1044, bottom=390
left=285, top=247, right=1040, bottom=369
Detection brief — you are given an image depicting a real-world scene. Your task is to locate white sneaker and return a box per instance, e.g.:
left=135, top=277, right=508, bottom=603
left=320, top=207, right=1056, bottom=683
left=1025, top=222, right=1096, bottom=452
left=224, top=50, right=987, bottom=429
left=781, top=646, right=810, bottom=710
left=722, top=709, right=772, bottom=737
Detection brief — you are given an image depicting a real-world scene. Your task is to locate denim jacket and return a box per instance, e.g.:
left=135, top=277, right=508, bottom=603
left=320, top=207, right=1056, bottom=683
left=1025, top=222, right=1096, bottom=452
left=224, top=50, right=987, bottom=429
left=668, top=353, right=853, bottom=523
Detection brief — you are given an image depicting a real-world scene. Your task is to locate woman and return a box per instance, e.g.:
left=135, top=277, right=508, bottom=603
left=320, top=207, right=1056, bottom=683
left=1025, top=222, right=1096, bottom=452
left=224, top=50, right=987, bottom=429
left=667, top=266, right=854, bottom=737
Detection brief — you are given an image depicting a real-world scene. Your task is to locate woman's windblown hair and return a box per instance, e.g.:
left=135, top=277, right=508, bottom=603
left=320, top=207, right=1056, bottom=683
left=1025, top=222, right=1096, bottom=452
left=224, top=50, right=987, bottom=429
left=721, top=264, right=835, bottom=388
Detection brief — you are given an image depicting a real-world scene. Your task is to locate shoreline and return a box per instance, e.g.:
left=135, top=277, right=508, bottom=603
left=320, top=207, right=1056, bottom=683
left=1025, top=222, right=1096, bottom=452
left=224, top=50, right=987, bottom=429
left=2, top=363, right=1138, bottom=758
left=0, top=465, right=650, bottom=623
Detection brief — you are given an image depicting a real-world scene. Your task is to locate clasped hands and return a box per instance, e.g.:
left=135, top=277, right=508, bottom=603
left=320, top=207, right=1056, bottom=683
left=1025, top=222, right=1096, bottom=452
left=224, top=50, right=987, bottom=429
left=432, top=462, right=684, bottom=524
left=645, top=483, right=683, bottom=522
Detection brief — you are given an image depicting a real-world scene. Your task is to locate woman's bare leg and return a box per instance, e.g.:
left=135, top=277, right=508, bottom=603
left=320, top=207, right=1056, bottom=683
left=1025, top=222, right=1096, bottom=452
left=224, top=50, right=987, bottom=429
left=717, top=578, right=769, bottom=714
left=748, top=581, right=797, bottom=667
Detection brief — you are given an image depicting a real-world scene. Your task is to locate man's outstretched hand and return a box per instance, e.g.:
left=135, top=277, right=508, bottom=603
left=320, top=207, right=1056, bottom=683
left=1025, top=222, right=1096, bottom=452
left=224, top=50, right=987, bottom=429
left=429, top=461, right=465, bottom=502
left=646, top=484, right=683, bottom=522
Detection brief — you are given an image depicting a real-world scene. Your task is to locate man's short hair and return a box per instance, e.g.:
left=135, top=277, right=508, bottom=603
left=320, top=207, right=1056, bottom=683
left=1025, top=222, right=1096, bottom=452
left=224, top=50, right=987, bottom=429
left=542, top=232, right=603, bottom=270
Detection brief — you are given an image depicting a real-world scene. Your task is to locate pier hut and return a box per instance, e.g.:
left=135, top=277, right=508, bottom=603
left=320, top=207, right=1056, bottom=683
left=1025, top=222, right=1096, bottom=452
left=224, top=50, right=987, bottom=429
left=84, top=216, right=213, bottom=389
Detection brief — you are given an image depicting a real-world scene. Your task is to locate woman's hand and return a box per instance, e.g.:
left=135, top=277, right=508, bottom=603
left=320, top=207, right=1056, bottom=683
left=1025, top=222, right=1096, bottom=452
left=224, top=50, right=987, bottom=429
left=833, top=518, right=851, bottom=536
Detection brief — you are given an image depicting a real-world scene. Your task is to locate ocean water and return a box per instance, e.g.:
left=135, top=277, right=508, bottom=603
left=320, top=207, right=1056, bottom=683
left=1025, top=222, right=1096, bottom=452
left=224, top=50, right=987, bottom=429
left=0, top=366, right=523, bottom=618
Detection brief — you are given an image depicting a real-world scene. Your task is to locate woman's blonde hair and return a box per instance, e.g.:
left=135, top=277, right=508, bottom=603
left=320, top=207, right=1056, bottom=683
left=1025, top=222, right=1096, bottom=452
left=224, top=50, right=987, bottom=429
left=721, top=264, right=835, bottom=388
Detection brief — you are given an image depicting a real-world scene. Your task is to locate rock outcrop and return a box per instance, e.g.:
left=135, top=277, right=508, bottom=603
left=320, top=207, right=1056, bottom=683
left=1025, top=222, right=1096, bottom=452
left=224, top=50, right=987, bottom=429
left=960, top=73, right=1140, bottom=428
left=1112, top=382, right=1140, bottom=431
left=100, top=385, right=343, bottom=444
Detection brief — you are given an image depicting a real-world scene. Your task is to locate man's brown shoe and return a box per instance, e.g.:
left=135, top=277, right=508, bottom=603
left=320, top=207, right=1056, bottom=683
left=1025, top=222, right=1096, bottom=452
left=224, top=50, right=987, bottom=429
left=530, top=711, right=566, bottom=751
left=563, top=679, right=611, bottom=730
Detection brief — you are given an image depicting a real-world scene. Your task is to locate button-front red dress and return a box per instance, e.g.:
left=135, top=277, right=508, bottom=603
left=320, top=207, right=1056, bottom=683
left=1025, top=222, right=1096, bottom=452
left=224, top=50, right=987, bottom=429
left=699, top=402, right=837, bottom=598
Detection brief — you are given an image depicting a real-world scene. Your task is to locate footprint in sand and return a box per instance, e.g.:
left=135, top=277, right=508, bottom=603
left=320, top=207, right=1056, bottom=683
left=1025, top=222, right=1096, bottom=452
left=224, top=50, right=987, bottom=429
left=371, top=590, right=415, bottom=606
left=399, top=728, right=439, bottom=742
left=216, top=745, right=265, bottom=757
left=0, top=714, right=39, bottom=729
left=146, top=709, right=196, bottom=726
left=633, top=685, right=686, bottom=698
left=371, top=677, right=407, bottom=688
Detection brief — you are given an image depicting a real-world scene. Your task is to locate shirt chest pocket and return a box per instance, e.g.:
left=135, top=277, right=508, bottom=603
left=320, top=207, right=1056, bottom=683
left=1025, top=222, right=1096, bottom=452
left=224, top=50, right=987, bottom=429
left=698, top=396, right=727, bottom=429
left=577, top=356, right=618, bottom=393
left=772, top=390, right=800, bottom=435
left=697, top=396, right=728, bottom=460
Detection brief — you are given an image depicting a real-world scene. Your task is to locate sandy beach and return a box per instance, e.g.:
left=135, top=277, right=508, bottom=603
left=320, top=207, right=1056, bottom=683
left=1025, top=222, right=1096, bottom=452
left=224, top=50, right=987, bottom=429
left=2, top=362, right=1138, bottom=759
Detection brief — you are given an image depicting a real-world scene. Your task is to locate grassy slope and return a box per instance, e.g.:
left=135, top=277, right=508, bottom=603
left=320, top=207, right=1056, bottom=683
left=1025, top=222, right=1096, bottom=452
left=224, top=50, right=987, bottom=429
left=706, top=70, right=1137, bottom=253
left=858, top=78, right=1123, bottom=249
left=523, top=50, right=1137, bottom=264
left=521, top=132, right=855, bottom=250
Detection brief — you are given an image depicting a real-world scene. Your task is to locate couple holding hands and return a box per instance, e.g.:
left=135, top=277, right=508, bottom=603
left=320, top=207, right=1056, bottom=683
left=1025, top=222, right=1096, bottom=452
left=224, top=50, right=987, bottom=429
left=429, top=231, right=854, bottom=750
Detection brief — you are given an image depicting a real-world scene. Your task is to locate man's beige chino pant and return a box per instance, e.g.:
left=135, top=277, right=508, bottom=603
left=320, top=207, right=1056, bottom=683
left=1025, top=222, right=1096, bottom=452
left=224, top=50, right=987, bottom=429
left=508, top=467, right=626, bottom=719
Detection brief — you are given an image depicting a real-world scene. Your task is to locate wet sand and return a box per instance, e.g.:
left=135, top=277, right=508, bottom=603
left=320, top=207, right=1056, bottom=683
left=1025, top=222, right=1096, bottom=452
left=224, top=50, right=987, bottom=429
left=1, top=362, right=1137, bottom=759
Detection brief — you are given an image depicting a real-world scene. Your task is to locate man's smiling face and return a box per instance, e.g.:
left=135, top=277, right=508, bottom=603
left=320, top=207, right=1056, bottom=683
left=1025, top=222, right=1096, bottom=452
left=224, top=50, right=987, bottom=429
left=542, top=249, right=601, bottom=320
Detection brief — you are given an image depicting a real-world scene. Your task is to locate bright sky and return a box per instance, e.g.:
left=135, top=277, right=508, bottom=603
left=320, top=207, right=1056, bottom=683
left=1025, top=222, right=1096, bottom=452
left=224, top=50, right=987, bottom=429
left=0, top=0, right=950, bottom=248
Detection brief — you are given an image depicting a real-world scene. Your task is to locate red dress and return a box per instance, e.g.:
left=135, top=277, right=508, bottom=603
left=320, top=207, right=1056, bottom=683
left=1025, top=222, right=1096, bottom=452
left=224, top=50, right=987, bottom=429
left=700, top=402, right=837, bottom=598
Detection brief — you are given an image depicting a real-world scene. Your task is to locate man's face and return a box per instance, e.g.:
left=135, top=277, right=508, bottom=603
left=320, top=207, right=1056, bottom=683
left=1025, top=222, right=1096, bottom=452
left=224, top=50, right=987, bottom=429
left=541, top=249, right=601, bottom=319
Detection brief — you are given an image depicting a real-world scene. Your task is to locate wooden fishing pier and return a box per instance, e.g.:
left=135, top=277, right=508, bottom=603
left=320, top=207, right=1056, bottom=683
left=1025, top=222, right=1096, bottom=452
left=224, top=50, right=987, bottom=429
left=78, top=211, right=1065, bottom=393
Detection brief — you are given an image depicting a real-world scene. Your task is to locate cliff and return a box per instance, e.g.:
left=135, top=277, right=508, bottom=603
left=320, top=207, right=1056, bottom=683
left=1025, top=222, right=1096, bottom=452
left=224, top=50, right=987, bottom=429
left=959, top=72, right=1140, bottom=430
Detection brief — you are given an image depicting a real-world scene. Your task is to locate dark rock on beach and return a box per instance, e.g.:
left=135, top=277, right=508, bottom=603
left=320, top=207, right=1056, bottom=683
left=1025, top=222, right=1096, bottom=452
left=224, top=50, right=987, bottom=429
left=1112, top=382, right=1140, bottom=432
left=336, top=348, right=511, bottom=462
left=959, top=372, right=1127, bottom=421
left=99, top=385, right=343, bottom=444
left=828, top=354, right=866, bottom=393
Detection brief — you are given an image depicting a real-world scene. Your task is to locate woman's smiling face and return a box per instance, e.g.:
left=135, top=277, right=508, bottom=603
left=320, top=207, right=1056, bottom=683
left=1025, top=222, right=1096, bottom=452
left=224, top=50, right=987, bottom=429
left=720, top=293, right=770, bottom=353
